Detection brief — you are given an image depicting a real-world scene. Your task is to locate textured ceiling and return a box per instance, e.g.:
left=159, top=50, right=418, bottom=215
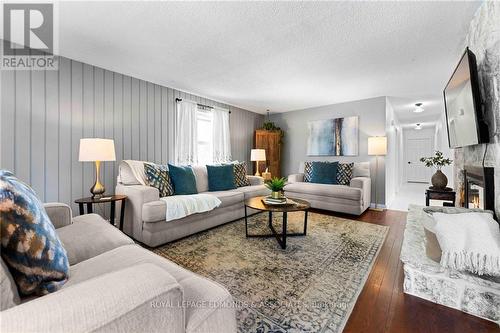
left=389, top=96, right=444, bottom=126
left=58, top=1, right=481, bottom=113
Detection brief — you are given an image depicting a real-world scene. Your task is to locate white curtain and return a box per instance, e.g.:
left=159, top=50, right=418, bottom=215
left=175, top=101, right=198, bottom=165
left=212, top=107, right=232, bottom=163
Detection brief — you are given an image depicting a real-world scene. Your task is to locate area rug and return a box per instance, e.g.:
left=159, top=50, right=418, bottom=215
left=153, top=211, right=388, bottom=333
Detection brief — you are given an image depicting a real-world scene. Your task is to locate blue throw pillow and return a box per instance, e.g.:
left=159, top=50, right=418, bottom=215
left=207, top=165, right=237, bottom=191
left=0, top=170, right=69, bottom=296
left=310, top=162, right=339, bottom=185
left=167, top=164, right=198, bottom=195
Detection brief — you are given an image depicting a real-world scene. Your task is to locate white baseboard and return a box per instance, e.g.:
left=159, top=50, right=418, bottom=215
left=370, top=203, right=387, bottom=209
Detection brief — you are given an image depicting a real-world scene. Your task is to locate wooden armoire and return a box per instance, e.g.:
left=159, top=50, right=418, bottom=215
left=254, top=130, right=281, bottom=178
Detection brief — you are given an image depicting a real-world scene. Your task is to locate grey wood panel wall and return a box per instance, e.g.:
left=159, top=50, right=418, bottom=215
left=1, top=55, right=263, bottom=215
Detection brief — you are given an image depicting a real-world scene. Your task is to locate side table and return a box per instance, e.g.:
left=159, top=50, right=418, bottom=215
left=74, top=195, right=127, bottom=230
left=425, top=188, right=456, bottom=207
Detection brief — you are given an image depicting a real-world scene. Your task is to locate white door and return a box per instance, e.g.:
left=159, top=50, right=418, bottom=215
left=406, top=137, right=432, bottom=183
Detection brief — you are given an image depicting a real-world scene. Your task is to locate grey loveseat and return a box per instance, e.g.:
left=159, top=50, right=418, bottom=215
left=1, top=203, right=236, bottom=333
left=285, top=162, right=371, bottom=215
left=116, top=161, right=270, bottom=247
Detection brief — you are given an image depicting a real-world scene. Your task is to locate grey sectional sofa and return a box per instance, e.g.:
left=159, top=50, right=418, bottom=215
left=1, top=203, right=236, bottom=333
left=285, top=162, right=371, bottom=215
left=116, top=161, right=270, bottom=247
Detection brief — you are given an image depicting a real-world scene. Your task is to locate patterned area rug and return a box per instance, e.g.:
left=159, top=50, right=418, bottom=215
left=154, top=211, right=388, bottom=332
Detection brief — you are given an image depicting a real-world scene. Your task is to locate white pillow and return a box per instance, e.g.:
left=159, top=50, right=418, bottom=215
left=353, top=162, right=370, bottom=178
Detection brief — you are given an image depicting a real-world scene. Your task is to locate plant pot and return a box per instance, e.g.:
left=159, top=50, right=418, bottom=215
left=431, top=170, right=448, bottom=189
left=271, top=191, right=283, bottom=199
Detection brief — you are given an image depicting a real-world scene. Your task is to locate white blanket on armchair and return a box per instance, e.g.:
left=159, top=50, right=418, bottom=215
left=160, top=194, right=221, bottom=222
left=434, top=212, right=500, bottom=276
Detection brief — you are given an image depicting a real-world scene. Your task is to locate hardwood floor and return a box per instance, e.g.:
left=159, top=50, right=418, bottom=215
left=315, top=209, right=500, bottom=333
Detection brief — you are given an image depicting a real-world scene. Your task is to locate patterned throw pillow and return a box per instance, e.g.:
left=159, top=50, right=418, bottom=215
left=233, top=162, right=251, bottom=187
left=0, top=170, right=69, bottom=296
left=144, top=163, right=174, bottom=197
left=303, top=162, right=313, bottom=182
left=337, top=163, right=354, bottom=185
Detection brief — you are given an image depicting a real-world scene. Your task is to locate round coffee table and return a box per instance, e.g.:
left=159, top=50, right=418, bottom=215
left=244, top=196, right=310, bottom=249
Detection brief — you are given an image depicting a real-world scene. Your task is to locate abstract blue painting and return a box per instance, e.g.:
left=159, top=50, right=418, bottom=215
left=307, top=116, right=358, bottom=156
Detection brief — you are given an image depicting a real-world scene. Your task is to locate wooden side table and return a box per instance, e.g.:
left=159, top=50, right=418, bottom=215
left=425, top=188, right=456, bottom=207
left=74, top=195, right=127, bottom=230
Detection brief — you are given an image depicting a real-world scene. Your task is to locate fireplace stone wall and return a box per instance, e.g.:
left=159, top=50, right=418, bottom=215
left=453, top=2, right=500, bottom=218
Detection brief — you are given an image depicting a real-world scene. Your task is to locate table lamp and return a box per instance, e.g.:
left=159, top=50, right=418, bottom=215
left=250, top=149, right=266, bottom=176
left=368, top=136, right=387, bottom=211
left=79, top=138, right=116, bottom=198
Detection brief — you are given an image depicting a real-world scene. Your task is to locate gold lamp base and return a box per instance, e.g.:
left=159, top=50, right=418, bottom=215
left=90, top=161, right=106, bottom=198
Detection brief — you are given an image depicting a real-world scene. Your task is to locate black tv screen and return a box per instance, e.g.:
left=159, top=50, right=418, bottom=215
left=443, top=48, right=488, bottom=148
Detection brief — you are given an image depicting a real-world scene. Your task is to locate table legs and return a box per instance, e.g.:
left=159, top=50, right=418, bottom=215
left=246, top=209, right=308, bottom=249
left=119, top=200, right=126, bottom=231
left=110, top=201, right=115, bottom=227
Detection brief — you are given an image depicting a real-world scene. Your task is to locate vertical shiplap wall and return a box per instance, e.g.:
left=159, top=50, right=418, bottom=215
left=1, top=55, right=263, bottom=214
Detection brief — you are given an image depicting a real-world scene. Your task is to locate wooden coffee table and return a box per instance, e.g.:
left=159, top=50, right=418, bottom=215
left=244, top=196, right=310, bottom=249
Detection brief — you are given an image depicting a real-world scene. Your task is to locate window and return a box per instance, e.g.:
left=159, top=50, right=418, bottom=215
left=197, top=109, right=213, bottom=164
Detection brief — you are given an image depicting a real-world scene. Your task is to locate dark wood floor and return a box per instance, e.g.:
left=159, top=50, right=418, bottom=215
left=317, top=209, right=499, bottom=333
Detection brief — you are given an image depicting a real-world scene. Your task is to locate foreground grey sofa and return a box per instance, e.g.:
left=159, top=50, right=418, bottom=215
left=1, top=203, right=237, bottom=333
left=116, top=161, right=270, bottom=247
left=285, top=162, right=371, bottom=215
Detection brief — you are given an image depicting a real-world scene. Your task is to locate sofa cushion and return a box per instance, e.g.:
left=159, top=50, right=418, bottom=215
left=191, top=165, right=209, bottom=193
left=1, top=258, right=20, bottom=310
left=284, top=182, right=362, bottom=201
left=232, top=162, right=251, bottom=187
left=144, top=163, right=174, bottom=197
left=233, top=185, right=270, bottom=200
left=207, top=165, right=237, bottom=191
left=310, top=161, right=339, bottom=185
left=0, top=170, right=69, bottom=296
left=353, top=162, right=370, bottom=178
left=67, top=244, right=235, bottom=332
left=57, top=214, right=134, bottom=265
left=337, top=163, right=354, bottom=185
left=168, top=164, right=198, bottom=195
left=303, top=161, right=313, bottom=182
left=203, top=190, right=243, bottom=208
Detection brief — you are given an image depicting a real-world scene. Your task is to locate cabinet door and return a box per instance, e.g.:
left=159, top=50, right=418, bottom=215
left=255, top=131, right=281, bottom=177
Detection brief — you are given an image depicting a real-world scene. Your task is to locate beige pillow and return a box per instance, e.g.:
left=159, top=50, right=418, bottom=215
left=421, top=212, right=442, bottom=263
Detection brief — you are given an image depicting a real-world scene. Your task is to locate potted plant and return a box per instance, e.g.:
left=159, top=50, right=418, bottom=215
left=419, top=151, right=453, bottom=190
left=265, top=177, right=287, bottom=199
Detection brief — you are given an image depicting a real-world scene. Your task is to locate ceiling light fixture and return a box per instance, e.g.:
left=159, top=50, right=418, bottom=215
left=415, top=123, right=422, bottom=130
left=414, top=103, right=424, bottom=113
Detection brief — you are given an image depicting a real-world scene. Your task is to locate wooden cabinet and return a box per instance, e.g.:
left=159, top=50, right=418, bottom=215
left=255, top=130, right=281, bottom=178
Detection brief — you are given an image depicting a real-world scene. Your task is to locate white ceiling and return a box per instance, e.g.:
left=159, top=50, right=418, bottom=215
left=57, top=1, right=481, bottom=114
left=388, top=95, right=444, bottom=126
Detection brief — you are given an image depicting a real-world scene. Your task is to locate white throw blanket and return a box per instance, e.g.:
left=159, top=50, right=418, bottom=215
left=433, top=212, right=500, bottom=276
left=160, top=194, right=221, bottom=222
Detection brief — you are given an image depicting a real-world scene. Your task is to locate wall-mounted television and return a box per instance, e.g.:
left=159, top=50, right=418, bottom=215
left=443, top=47, right=489, bottom=148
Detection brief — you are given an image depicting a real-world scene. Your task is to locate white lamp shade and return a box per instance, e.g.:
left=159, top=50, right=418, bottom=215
left=79, top=138, right=116, bottom=162
left=250, top=149, right=266, bottom=161
left=368, top=136, right=387, bottom=156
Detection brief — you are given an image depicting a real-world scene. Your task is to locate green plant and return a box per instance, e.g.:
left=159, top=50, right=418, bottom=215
left=261, top=121, right=285, bottom=143
left=419, top=151, right=453, bottom=170
left=265, top=177, right=287, bottom=192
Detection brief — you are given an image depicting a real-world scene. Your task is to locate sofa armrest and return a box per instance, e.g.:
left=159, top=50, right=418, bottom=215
left=44, top=203, right=72, bottom=229
left=288, top=173, right=304, bottom=183
left=1, top=264, right=184, bottom=333
left=350, top=177, right=371, bottom=209
left=247, top=175, right=264, bottom=186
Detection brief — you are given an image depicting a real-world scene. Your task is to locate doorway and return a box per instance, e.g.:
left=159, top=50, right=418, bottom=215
left=404, top=128, right=434, bottom=183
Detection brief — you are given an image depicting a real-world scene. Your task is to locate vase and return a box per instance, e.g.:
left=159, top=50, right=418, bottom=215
left=431, top=170, right=448, bottom=189
left=271, top=191, right=283, bottom=199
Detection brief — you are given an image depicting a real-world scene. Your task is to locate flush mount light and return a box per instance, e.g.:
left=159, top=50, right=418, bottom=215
left=414, top=103, right=424, bottom=113
left=415, top=123, right=422, bottom=130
